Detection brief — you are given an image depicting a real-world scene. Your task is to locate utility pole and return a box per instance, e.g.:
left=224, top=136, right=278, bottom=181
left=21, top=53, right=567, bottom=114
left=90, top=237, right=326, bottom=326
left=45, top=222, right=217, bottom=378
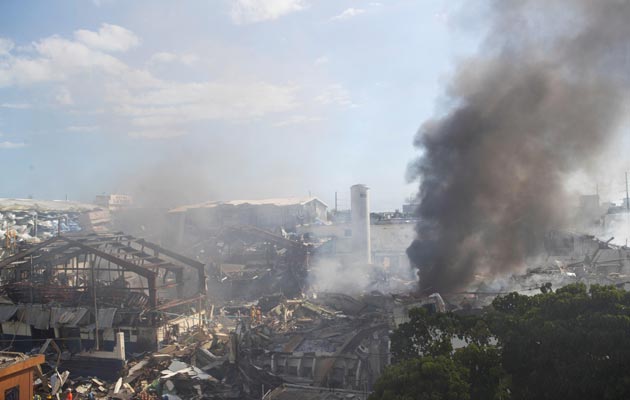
left=626, top=172, right=629, bottom=247
left=626, top=172, right=629, bottom=211
left=92, top=254, right=100, bottom=350
left=334, top=191, right=338, bottom=212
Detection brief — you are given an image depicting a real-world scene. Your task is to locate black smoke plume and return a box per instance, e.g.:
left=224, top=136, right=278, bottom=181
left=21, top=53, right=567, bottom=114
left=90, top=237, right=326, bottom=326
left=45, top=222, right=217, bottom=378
left=408, top=0, right=630, bottom=293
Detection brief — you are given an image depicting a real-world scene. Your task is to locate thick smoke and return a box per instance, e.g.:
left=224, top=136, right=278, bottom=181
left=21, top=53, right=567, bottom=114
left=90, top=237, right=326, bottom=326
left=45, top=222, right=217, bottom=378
left=408, top=0, right=630, bottom=293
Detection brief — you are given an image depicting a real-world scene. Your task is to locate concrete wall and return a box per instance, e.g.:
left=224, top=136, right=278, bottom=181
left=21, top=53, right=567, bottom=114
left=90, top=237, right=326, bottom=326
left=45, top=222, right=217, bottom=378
left=298, top=223, right=415, bottom=269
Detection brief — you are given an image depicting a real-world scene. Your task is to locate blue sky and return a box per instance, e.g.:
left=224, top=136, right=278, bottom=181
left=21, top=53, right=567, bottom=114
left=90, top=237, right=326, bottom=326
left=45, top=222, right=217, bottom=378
left=0, top=0, right=478, bottom=210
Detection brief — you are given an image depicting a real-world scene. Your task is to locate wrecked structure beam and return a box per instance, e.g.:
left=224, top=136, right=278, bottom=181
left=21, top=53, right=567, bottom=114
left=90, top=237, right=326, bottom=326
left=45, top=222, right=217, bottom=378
left=0, top=232, right=211, bottom=359
left=0, top=236, right=60, bottom=269
left=58, top=237, right=159, bottom=308
left=0, top=233, right=207, bottom=313
left=137, top=238, right=206, bottom=295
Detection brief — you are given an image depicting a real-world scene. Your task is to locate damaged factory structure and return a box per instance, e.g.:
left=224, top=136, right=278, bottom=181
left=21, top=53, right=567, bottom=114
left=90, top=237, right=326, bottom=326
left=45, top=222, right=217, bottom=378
left=0, top=233, right=206, bottom=375
left=0, top=187, right=416, bottom=399
left=1, top=183, right=626, bottom=399
left=7, top=182, right=616, bottom=399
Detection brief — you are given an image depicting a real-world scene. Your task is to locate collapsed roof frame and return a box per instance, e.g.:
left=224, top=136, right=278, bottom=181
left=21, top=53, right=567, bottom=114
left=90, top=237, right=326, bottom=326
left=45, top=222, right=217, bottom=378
left=0, top=233, right=206, bottom=316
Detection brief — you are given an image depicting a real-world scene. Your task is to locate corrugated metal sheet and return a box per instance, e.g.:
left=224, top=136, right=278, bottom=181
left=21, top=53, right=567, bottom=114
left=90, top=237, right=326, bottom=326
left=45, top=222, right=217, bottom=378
left=19, top=305, right=51, bottom=330
left=50, top=307, right=88, bottom=327
left=96, top=308, right=117, bottom=329
left=0, top=305, right=17, bottom=322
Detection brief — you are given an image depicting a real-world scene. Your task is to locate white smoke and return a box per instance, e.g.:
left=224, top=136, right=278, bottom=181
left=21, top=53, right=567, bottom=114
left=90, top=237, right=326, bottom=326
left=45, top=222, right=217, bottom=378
left=307, top=257, right=417, bottom=295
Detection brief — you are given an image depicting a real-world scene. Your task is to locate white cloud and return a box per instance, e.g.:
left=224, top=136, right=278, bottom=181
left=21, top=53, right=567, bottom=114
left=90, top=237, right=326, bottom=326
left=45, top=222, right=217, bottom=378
left=331, top=8, right=366, bottom=21
left=315, top=56, right=329, bottom=65
left=55, top=87, right=74, bottom=105
left=149, top=52, right=177, bottom=64
left=0, top=31, right=146, bottom=87
left=274, top=115, right=322, bottom=127
left=149, top=52, right=199, bottom=66
left=34, top=35, right=127, bottom=75
left=74, top=23, right=140, bottom=52
left=0, top=141, right=25, bottom=149
left=67, top=125, right=98, bottom=133
left=230, top=0, right=306, bottom=24
left=91, top=0, right=116, bottom=6
left=315, top=84, right=354, bottom=107
left=0, top=103, right=31, bottom=109
left=113, top=81, right=298, bottom=130
left=0, top=38, right=14, bottom=56
left=1, top=57, right=55, bottom=86
left=129, top=128, right=187, bottom=139
left=180, top=54, right=199, bottom=65
left=0, top=24, right=312, bottom=140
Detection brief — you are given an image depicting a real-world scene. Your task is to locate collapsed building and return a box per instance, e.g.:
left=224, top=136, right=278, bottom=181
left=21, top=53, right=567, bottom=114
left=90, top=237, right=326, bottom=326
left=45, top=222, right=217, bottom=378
left=0, top=189, right=413, bottom=398
left=0, top=232, right=206, bottom=379
left=207, top=225, right=312, bottom=300
left=169, top=197, right=329, bottom=245
left=3, top=193, right=625, bottom=399
left=241, top=293, right=391, bottom=391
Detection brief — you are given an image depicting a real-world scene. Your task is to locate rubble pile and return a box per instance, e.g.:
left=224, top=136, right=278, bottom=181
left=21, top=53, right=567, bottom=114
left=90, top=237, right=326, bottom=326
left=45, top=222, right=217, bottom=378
left=195, top=225, right=313, bottom=301
left=23, top=290, right=399, bottom=399
left=0, top=199, right=101, bottom=252
left=119, top=328, right=237, bottom=400
left=0, top=210, right=82, bottom=245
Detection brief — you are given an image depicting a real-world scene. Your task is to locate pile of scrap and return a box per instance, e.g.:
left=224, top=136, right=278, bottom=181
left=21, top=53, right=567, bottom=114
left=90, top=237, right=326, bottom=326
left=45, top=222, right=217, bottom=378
left=233, top=293, right=392, bottom=392
left=0, top=199, right=104, bottom=253
left=117, top=326, right=241, bottom=399
left=195, top=225, right=314, bottom=301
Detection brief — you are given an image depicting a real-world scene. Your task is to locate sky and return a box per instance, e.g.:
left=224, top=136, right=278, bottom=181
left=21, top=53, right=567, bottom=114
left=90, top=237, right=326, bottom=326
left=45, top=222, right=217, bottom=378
left=0, top=0, right=479, bottom=211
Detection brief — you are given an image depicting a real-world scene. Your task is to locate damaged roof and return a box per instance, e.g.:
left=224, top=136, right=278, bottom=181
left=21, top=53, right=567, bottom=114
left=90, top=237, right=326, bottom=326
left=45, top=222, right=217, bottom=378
left=169, top=196, right=328, bottom=213
left=0, top=233, right=206, bottom=310
left=0, top=198, right=100, bottom=212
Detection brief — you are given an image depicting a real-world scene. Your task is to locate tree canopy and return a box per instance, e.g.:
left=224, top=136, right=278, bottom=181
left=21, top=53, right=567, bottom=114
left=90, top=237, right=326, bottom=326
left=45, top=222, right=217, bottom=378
left=371, top=283, right=630, bottom=400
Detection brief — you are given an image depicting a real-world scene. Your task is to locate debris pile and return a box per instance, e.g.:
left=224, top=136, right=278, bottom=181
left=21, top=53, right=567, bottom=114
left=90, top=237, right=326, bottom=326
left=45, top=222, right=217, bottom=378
left=22, top=290, right=396, bottom=399
left=1, top=210, right=82, bottom=246
left=200, top=225, right=312, bottom=301
left=0, top=199, right=102, bottom=252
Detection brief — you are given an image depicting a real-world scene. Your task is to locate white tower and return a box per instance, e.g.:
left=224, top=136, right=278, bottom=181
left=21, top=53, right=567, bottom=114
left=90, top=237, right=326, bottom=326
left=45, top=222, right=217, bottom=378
left=351, top=184, right=371, bottom=264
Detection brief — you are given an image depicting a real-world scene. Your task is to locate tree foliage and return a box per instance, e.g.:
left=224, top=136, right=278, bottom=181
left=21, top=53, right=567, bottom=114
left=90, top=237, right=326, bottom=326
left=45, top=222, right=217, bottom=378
left=369, top=356, right=470, bottom=400
left=373, top=284, right=630, bottom=400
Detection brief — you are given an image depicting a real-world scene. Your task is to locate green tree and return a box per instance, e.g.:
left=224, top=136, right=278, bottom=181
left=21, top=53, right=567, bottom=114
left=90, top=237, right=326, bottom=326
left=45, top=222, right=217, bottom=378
left=490, top=283, right=630, bottom=400
left=376, top=283, right=630, bottom=400
left=454, top=344, right=510, bottom=400
left=386, top=306, right=509, bottom=400
left=369, top=356, right=470, bottom=400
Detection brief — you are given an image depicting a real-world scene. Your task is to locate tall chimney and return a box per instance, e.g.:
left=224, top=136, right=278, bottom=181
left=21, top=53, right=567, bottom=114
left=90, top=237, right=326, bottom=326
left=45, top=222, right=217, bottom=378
left=351, top=184, right=371, bottom=264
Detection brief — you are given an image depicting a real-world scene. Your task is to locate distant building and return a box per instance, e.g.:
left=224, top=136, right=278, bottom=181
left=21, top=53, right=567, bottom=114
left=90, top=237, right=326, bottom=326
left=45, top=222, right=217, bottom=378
left=94, top=194, right=133, bottom=211
left=402, top=203, right=416, bottom=215
left=169, top=197, right=328, bottom=240
left=402, top=196, right=420, bottom=215
left=298, top=220, right=416, bottom=270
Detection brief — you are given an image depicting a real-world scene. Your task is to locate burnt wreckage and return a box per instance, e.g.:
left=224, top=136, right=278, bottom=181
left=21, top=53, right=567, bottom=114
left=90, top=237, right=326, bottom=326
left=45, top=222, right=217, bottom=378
left=0, top=233, right=206, bottom=356
left=204, top=225, right=312, bottom=300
